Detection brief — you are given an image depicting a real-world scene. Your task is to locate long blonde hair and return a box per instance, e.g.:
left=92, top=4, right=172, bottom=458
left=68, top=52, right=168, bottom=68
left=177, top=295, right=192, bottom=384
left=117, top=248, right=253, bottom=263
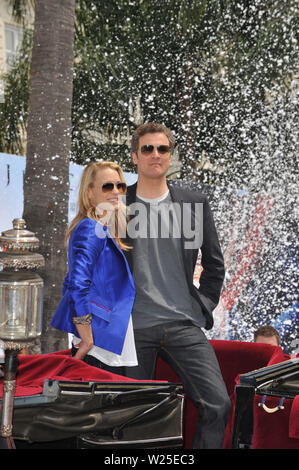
left=65, top=161, right=131, bottom=251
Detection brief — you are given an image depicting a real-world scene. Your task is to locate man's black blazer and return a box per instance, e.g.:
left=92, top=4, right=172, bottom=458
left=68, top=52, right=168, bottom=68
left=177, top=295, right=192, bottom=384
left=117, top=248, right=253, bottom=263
left=124, top=182, right=225, bottom=330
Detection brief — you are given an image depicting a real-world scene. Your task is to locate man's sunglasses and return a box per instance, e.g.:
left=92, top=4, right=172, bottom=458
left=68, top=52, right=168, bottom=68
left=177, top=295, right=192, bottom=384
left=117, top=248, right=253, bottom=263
left=140, top=144, right=171, bottom=155
left=101, top=182, right=127, bottom=193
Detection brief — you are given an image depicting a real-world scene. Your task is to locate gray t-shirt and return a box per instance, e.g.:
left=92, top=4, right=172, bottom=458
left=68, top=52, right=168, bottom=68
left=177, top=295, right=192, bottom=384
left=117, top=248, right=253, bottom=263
left=131, top=191, right=205, bottom=330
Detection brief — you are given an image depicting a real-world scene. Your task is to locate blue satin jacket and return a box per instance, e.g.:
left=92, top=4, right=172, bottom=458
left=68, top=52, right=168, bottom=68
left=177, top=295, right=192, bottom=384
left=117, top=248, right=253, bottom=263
left=51, top=217, right=136, bottom=355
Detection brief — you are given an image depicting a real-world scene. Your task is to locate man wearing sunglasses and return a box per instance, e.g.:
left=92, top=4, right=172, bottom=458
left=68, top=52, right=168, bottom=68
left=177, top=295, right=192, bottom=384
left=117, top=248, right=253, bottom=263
left=124, top=122, right=231, bottom=449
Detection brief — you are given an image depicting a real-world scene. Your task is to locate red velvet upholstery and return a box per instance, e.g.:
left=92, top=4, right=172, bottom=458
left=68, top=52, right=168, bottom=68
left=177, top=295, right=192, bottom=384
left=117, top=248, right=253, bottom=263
left=252, top=395, right=299, bottom=449
left=0, top=341, right=296, bottom=448
left=0, top=349, right=133, bottom=398
left=155, top=340, right=290, bottom=448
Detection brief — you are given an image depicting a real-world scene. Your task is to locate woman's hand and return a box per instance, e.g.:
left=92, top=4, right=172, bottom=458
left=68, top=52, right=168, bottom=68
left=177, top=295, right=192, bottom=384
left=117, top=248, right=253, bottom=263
left=73, top=323, right=94, bottom=360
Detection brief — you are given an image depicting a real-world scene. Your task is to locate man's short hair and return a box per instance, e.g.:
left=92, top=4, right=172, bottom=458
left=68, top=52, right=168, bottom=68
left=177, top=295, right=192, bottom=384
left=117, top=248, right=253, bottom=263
left=254, top=325, right=281, bottom=345
left=131, top=122, right=176, bottom=154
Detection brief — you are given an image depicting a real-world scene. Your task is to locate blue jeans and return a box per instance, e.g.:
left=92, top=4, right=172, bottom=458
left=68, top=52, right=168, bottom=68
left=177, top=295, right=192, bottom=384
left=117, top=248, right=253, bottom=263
left=125, top=320, right=231, bottom=449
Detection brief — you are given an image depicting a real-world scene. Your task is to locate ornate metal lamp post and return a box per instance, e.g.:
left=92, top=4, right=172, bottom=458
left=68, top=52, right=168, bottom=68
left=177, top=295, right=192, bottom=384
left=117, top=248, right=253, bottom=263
left=0, top=219, right=44, bottom=447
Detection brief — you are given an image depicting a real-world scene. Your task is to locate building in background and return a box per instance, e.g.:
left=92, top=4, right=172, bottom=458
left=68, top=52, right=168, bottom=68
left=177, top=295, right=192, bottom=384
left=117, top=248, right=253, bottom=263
left=0, top=0, right=34, bottom=101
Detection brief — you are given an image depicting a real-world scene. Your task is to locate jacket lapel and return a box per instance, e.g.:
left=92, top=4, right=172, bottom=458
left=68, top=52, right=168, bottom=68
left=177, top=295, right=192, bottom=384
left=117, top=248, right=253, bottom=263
left=123, top=183, right=137, bottom=271
left=168, top=184, right=194, bottom=285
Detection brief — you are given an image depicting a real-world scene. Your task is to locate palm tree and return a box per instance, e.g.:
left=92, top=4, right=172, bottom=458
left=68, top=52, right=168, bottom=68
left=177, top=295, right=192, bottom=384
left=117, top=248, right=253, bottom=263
left=22, top=0, right=75, bottom=353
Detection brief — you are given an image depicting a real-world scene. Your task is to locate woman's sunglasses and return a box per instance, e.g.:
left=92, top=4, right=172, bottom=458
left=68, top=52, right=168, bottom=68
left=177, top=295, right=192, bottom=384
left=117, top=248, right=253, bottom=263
left=140, top=144, right=171, bottom=155
left=101, top=182, right=127, bottom=193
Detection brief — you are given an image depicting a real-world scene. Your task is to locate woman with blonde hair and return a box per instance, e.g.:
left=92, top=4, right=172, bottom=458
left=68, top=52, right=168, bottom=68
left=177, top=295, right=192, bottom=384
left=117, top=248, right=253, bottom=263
left=51, top=161, right=137, bottom=374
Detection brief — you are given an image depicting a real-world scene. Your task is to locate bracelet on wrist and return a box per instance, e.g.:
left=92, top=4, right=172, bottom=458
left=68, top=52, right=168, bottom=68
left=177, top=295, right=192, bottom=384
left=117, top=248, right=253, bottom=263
left=72, top=314, right=92, bottom=325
